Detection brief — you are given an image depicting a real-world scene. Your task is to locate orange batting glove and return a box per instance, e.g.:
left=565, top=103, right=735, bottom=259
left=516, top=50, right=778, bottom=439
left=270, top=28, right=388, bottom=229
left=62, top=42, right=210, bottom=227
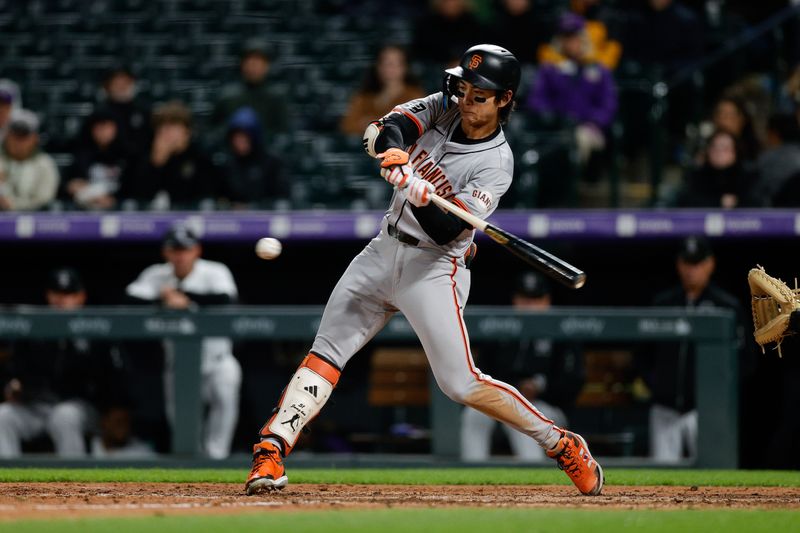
left=377, top=148, right=409, bottom=169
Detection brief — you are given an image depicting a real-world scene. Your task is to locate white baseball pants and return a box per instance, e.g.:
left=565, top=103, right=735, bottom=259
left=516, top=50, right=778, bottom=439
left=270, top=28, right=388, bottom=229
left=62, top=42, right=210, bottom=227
left=0, top=400, right=95, bottom=458
left=164, top=350, right=242, bottom=459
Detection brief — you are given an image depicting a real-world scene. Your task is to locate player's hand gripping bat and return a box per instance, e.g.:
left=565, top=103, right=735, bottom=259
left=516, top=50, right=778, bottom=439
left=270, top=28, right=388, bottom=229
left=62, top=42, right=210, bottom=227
left=429, top=194, right=587, bottom=289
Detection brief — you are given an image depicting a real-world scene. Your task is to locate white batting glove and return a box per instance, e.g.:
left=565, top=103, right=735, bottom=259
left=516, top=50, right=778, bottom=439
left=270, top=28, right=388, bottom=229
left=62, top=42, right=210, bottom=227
left=404, top=175, right=435, bottom=207
left=380, top=164, right=413, bottom=189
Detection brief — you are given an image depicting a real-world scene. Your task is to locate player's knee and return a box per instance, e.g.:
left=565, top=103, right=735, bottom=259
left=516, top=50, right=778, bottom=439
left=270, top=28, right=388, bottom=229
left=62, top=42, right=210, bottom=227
left=438, top=381, right=472, bottom=405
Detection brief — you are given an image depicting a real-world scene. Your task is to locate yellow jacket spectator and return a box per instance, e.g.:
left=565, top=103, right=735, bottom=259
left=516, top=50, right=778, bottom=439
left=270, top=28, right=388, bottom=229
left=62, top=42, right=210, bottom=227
left=538, top=10, right=621, bottom=71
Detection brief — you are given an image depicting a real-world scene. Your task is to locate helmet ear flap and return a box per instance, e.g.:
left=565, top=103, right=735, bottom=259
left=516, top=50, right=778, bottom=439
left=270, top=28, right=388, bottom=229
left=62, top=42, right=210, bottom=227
left=442, top=73, right=460, bottom=109
left=442, top=73, right=456, bottom=97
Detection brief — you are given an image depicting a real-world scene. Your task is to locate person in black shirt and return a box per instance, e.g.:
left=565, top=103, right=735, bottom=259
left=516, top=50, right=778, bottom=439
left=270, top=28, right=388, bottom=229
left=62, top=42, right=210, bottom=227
left=63, top=107, right=131, bottom=210
left=217, top=107, right=289, bottom=209
left=121, top=101, right=217, bottom=210
left=211, top=39, right=289, bottom=141
left=675, top=130, right=758, bottom=208
left=642, top=236, right=748, bottom=462
left=97, top=66, right=151, bottom=156
left=0, top=268, right=123, bottom=457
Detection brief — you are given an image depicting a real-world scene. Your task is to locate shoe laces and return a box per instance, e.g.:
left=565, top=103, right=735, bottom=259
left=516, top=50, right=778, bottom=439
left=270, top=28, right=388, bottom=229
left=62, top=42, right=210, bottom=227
left=253, top=446, right=282, bottom=470
left=556, top=441, right=583, bottom=476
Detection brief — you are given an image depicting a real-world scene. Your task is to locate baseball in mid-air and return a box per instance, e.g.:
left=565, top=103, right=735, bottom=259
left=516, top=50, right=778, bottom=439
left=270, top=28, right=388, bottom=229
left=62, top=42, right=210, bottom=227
left=255, top=237, right=282, bottom=260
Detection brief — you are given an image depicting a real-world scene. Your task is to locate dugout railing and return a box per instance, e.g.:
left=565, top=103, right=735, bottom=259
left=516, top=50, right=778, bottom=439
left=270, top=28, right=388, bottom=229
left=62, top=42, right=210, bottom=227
left=0, top=306, right=738, bottom=468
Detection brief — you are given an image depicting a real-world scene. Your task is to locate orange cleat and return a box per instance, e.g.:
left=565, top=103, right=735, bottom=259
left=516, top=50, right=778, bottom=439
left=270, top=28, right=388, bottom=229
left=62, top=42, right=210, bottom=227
left=245, top=441, right=288, bottom=495
left=547, top=430, right=604, bottom=495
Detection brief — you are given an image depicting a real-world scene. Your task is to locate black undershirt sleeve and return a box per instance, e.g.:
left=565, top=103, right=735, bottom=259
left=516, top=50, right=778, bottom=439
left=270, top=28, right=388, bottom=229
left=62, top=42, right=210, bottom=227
left=377, top=105, right=470, bottom=245
left=410, top=203, right=472, bottom=245
left=123, top=292, right=233, bottom=305
left=374, top=113, right=422, bottom=152
left=123, top=294, right=158, bottom=305
left=183, top=292, right=234, bottom=305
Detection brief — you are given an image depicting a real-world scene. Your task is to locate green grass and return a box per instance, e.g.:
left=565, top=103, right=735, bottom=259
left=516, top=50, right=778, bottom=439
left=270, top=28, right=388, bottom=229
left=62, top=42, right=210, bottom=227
left=0, top=467, right=798, bottom=487
left=6, top=508, right=800, bottom=533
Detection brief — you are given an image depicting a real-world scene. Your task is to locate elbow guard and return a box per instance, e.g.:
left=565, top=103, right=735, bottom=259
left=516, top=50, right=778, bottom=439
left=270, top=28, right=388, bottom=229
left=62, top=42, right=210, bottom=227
left=364, top=111, right=421, bottom=158
left=362, top=119, right=383, bottom=158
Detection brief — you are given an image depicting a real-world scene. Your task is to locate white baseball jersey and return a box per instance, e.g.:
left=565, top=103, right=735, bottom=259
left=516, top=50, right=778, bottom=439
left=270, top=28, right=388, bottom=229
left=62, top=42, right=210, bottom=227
left=126, top=258, right=238, bottom=362
left=126, top=258, right=241, bottom=458
left=384, top=92, right=514, bottom=256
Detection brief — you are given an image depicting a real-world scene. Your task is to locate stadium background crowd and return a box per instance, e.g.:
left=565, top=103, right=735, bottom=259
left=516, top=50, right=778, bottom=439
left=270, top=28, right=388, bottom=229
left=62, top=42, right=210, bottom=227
left=1, top=0, right=800, bottom=212
left=0, top=0, right=799, bottom=468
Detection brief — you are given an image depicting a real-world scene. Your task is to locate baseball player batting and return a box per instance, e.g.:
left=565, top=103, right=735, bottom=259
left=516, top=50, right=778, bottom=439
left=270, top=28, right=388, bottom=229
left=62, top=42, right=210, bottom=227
left=246, top=44, right=603, bottom=496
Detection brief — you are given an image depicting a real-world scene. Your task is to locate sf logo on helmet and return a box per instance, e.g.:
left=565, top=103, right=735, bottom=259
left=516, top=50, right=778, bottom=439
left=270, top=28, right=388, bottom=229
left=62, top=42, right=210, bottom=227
left=468, top=54, right=482, bottom=69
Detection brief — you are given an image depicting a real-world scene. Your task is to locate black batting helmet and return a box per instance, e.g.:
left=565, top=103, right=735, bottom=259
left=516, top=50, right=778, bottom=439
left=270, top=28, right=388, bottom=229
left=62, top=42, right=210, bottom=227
left=444, top=44, right=521, bottom=97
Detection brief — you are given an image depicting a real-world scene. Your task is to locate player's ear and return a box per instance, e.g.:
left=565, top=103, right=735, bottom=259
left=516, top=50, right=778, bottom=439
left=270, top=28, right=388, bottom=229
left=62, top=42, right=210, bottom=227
left=497, top=90, right=513, bottom=109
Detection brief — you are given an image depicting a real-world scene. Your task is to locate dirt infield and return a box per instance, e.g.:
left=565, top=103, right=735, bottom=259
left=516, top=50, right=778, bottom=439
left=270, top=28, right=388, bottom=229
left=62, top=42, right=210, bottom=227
left=0, top=483, right=798, bottom=520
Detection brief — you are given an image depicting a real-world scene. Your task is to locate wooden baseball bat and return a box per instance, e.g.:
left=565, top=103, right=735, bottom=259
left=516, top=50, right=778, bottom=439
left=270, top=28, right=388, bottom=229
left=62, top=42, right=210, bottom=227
left=429, top=194, right=586, bottom=289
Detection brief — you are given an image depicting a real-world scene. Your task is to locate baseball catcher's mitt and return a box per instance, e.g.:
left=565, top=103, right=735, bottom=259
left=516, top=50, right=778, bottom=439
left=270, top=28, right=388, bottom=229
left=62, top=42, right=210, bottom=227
left=748, top=266, right=800, bottom=356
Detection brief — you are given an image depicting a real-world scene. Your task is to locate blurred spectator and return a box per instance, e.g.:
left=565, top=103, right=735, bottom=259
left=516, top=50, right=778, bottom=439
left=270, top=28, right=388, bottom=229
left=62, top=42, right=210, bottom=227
left=539, top=1, right=622, bottom=70
left=0, top=268, right=125, bottom=458
left=706, top=96, right=762, bottom=163
left=674, top=129, right=757, bottom=208
left=90, top=404, right=157, bottom=459
left=412, top=0, right=486, bottom=64
left=125, top=224, right=242, bottom=459
left=526, top=13, right=618, bottom=165
left=97, top=66, right=151, bottom=155
left=120, top=101, right=216, bottom=210
left=460, top=272, right=584, bottom=462
left=211, top=39, right=289, bottom=140
left=63, top=107, right=130, bottom=210
left=340, top=45, right=426, bottom=136
left=621, top=0, right=704, bottom=75
left=639, top=236, right=748, bottom=463
left=0, top=79, right=22, bottom=107
left=490, top=0, right=550, bottom=65
left=0, top=109, right=59, bottom=211
left=218, top=107, right=289, bottom=209
left=750, top=113, right=800, bottom=206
